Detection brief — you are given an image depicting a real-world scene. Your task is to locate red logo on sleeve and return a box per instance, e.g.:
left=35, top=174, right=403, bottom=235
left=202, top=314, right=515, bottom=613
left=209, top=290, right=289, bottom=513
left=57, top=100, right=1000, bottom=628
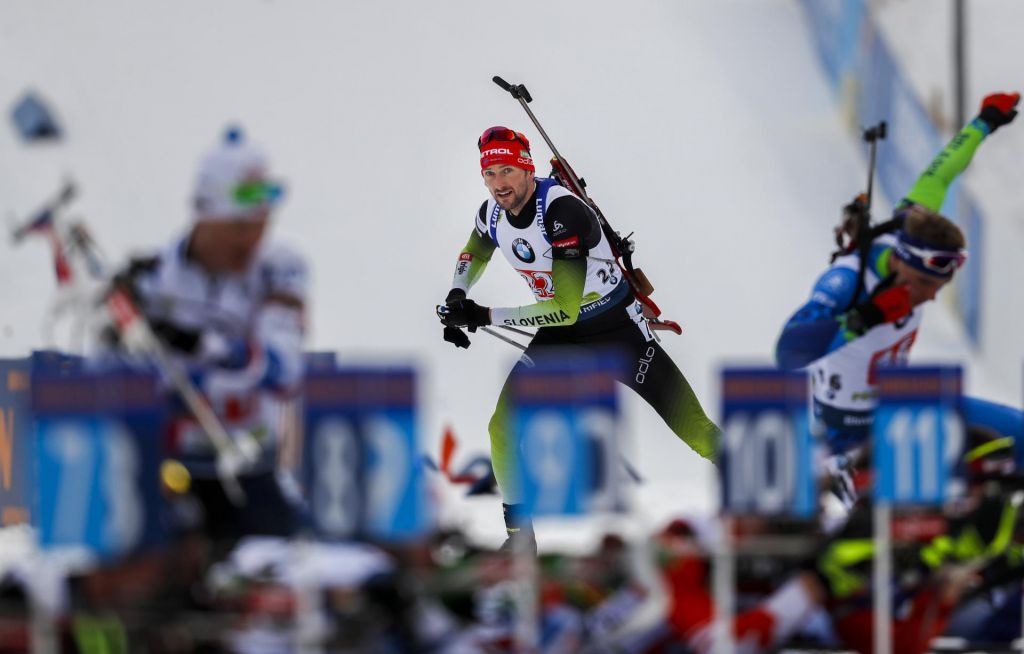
left=459, top=253, right=473, bottom=262
left=552, top=236, right=579, bottom=248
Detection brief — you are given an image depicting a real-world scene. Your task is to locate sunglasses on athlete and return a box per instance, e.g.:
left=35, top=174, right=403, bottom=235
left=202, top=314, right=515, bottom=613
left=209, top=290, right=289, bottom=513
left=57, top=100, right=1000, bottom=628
left=898, top=240, right=967, bottom=274
left=478, top=126, right=531, bottom=150
left=233, top=180, right=283, bottom=207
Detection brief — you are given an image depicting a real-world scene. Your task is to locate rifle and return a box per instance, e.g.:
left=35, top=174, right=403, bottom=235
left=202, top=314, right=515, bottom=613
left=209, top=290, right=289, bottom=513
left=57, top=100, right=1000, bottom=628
left=832, top=121, right=899, bottom=311
left=492, top=76, right=681, bottom=335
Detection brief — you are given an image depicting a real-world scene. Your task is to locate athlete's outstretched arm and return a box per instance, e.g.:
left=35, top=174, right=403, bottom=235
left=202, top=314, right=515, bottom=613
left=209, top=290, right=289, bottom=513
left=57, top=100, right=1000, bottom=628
left=902, top=92, right=1018, bottom=212
left=901, top=118, right=988, bottom=213
left=962, top=396, right=1024, bottom=443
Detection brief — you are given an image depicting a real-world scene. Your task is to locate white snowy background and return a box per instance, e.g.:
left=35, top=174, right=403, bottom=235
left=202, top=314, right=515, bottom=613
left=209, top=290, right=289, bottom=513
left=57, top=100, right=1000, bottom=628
left=1, top=0, right=1021, bottom=549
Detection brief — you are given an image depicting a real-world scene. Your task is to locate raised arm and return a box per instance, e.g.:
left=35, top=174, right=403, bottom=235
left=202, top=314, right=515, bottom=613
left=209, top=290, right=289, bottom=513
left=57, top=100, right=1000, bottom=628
left=902, top=92, right=1019, bottom=212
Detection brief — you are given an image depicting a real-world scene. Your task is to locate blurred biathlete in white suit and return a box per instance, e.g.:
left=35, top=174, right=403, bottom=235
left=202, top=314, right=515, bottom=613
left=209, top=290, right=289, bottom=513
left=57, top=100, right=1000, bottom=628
left=103, top=128, right=309, bottom=543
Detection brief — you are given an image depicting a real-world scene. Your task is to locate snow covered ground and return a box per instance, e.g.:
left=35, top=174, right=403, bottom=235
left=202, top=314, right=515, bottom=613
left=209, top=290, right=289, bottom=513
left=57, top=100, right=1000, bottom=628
left=0, top=0, right=1020, bottom=550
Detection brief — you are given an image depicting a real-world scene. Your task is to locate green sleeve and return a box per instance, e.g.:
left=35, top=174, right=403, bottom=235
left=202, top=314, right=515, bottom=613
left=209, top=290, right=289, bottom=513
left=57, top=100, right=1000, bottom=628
left=489, top=258, right=586, bottom=328
left=450, top=230, right=495, bottom=293
left=902, top=118, right=990, bottom=212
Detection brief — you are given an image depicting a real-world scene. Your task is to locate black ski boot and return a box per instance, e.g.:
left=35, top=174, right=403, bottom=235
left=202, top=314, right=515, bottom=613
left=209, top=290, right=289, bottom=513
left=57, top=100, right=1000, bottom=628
left=499, top=503, right=537, bottom=556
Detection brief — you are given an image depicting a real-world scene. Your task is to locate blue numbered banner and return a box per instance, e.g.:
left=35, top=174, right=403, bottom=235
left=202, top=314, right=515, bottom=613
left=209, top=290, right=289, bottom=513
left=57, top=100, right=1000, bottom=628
left=32, top=366, right=165, bottom=559
left=302, top=368, right=425, bottom=541
left=0, top=357, right=32, bottom=526
left=873, top=366, right=964, bottom=505
left=719, top=368, right=815, bottom=517
left=510, top=352, right=624, bottom=517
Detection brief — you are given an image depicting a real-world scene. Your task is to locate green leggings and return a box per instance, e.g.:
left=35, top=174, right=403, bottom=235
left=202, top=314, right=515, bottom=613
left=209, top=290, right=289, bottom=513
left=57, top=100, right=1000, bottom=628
left=488, top=318, right=719, bottom=503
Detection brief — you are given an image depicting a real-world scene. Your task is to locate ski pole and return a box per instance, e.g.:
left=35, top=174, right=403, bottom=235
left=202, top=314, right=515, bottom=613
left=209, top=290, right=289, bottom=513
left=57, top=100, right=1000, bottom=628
left=480, top=326, right=526, bottom=351
left=10, top=180, right=76, bottom=243
left=68, top=227, right=251, bottom=506
left=495, top=324, right=534, bottom=339
left=106, top=288, right=249, bottom=505
left=480, top=327, right=534, bottom=367
left=13, top=187, right=251, bottom=505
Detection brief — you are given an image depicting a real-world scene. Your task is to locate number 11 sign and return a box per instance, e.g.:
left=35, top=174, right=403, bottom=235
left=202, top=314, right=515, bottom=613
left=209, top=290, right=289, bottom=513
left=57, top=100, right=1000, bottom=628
left=873, top=366, right=965, bottom=506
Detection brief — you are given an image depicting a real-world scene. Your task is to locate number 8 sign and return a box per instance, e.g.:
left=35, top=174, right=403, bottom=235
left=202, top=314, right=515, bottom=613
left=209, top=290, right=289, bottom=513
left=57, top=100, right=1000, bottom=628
left=873, top=367, right=964, bottom=505
left=719, top=368, right=815, bottom=517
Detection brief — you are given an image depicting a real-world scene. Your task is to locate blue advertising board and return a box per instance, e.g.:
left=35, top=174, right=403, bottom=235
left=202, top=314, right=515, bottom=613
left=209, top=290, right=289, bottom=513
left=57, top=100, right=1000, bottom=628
left=719, top=368, right=815, bottom=517
left=873, top=367, right=965, bottom=505
left=32, top=365, right=165, bottom=559
left=509, top=352, right=624, bottom=517
left=302, top=368, right=425, bottom=541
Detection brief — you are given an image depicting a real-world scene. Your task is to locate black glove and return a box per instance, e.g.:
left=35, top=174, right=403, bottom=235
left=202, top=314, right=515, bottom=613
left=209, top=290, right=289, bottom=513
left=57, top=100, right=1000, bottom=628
left=445, top=288, right=466, bottom=304
left=442, top=325, right=470, bottom=349
left=844, top=274, right=912, bottom=335
left=436, top=288, right=490, bottom=330
left=150, top=319, right=202, bottom=354
left=438, top=289, right=474, bottom=348
left=442, top=298, right=491, bottom=330
left=109, top=255, right=161, bottom=303
left=977, top=92, right=1020, bottom=133
left=150, top=320, right=251, bottom=369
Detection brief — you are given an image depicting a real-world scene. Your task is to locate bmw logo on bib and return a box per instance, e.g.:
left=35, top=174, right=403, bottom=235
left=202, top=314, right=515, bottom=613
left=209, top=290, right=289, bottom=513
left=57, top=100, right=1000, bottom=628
left=512, top=238, right=535, bottom=263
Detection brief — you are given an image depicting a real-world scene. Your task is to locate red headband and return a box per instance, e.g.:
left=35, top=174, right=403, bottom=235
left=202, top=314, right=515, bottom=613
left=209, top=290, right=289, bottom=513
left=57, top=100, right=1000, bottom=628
left=478, top=126, right=535, bottom=172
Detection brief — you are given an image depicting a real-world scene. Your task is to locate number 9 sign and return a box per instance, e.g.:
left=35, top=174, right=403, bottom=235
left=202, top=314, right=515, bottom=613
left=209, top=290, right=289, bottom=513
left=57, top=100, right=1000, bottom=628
left=719, top=368, right=815, bottom=517
left=510, top=352, right=624, bottom=517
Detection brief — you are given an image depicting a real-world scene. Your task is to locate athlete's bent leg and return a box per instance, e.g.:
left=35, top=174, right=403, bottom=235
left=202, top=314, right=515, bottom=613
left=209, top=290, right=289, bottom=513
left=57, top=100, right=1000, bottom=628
left=611, top=327, right=720, bottom=460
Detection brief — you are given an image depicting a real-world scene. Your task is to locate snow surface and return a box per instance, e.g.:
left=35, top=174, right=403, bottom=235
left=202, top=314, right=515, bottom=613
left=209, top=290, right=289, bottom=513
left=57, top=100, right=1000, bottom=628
left=0, top=0, right=1019, bottom=550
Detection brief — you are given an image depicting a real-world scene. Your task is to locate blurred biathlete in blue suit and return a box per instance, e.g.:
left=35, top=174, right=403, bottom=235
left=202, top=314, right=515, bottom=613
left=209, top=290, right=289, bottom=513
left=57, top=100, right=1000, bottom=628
left=775, top=93, right=1023, bottom=481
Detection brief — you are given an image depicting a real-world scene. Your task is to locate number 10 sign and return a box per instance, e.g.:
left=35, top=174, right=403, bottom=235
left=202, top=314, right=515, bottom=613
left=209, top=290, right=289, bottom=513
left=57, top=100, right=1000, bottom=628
left=720, top=368, right=815, bottom=517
